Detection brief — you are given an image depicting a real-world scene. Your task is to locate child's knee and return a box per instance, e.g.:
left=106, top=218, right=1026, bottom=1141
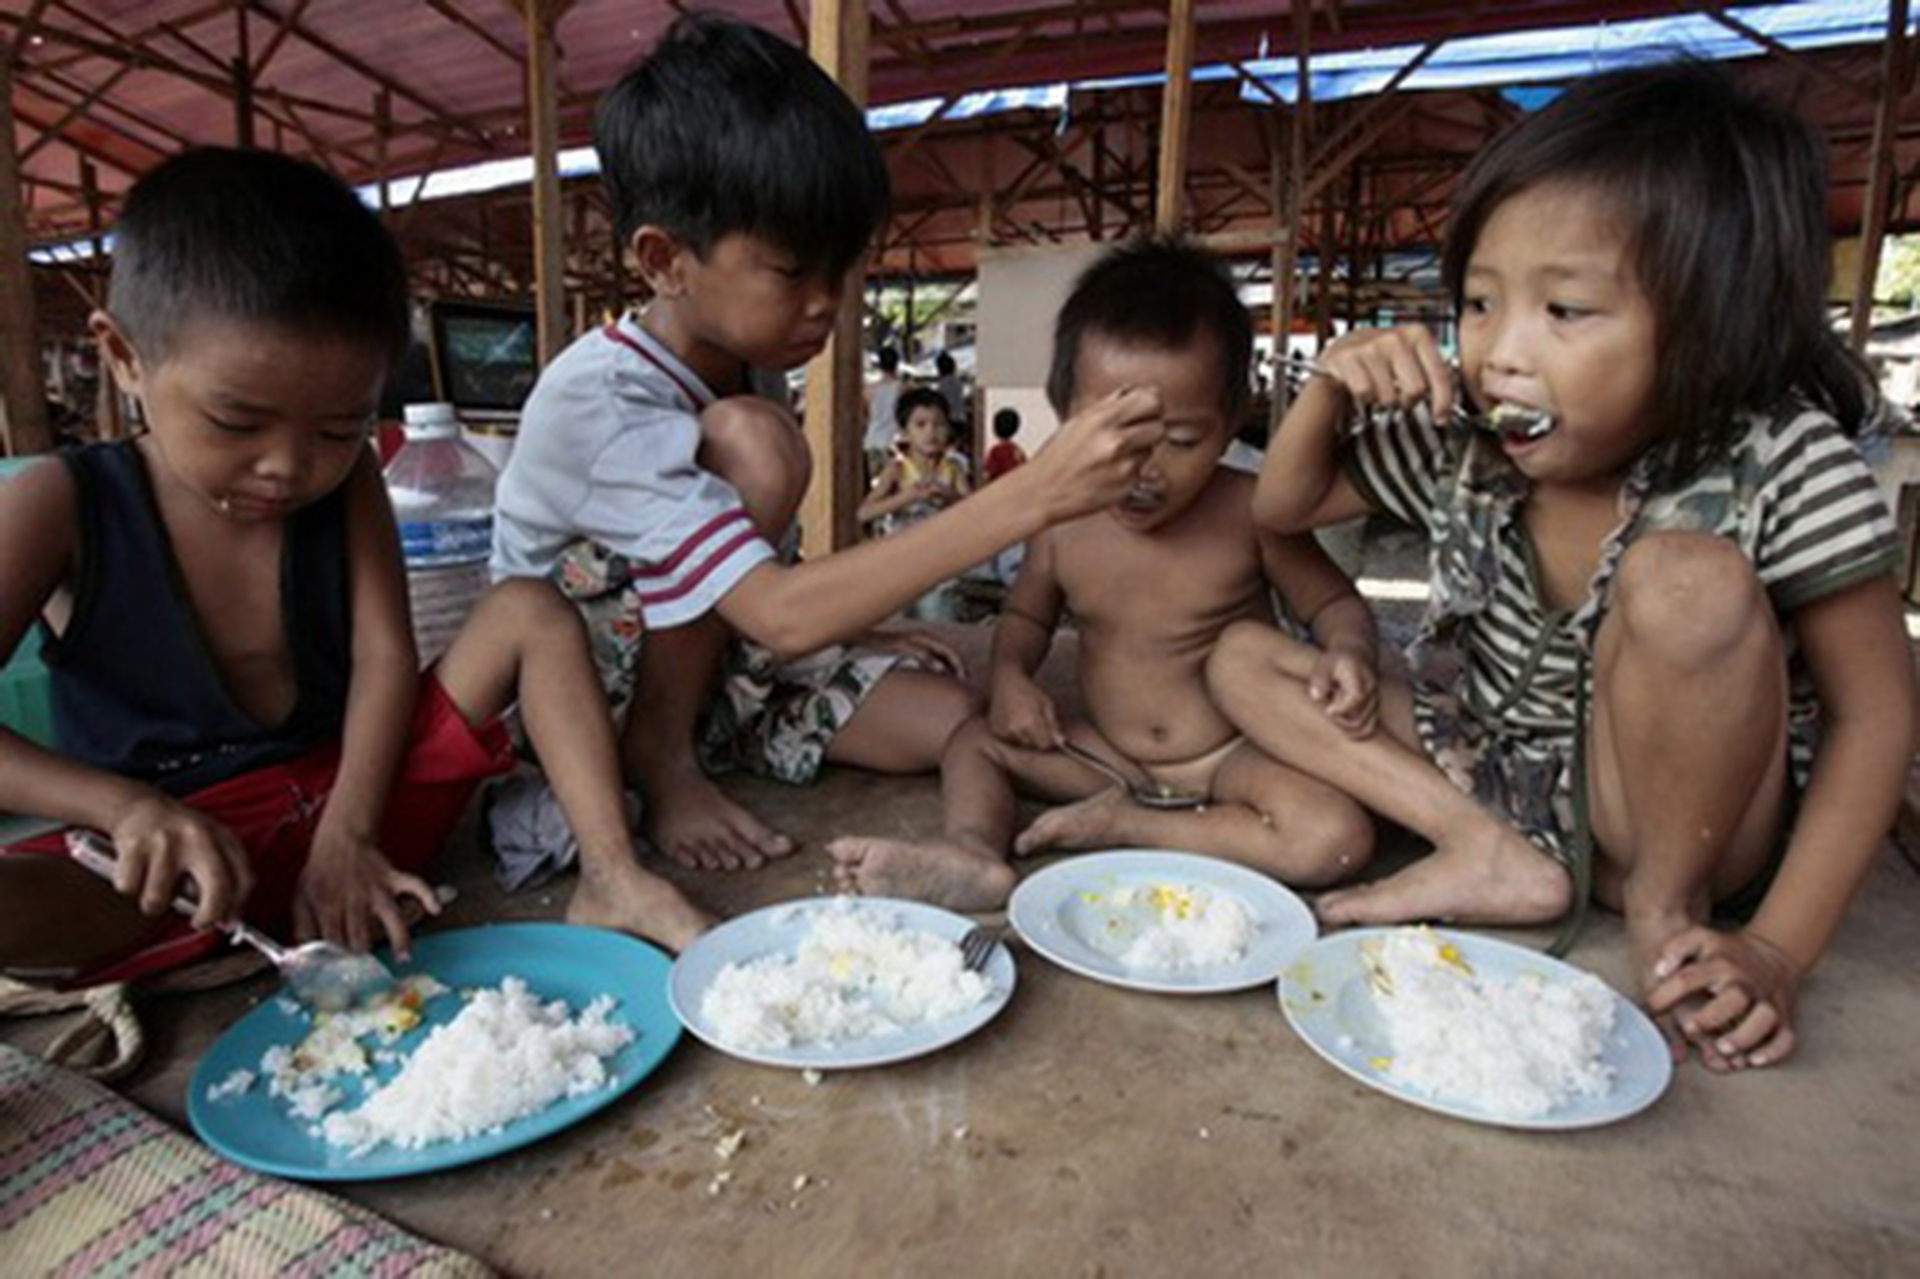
left=1279, top=801, right=1374, bottom=887
left=699, top=395, right=810, bottom=536
left=1206, top=620, right=1279, bottom=699
left=1611, top=533, right=1768, bottom=665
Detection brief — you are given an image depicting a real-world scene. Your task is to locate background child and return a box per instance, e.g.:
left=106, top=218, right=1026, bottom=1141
left=0, top=149, right=709, bottom=990
left=858, top=388, right=973, bottom=620
left=830, top=238, right=1377, bottom=910
left=1207, top=61, right=1910, bottom=1072
left=491, top=14, right=1162, bottom=874
left=983, top=407, right=1028, bottom=483
left=860, top=387, right=972, bottom=532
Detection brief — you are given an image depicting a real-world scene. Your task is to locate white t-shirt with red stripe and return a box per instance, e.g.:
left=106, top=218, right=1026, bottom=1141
left=490, top=314, right=776, bottom=629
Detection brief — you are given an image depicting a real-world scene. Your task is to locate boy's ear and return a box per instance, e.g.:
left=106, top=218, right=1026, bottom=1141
left=87, top=310, right=145, bottom=397
left=629, top=226, right=690, bottom=299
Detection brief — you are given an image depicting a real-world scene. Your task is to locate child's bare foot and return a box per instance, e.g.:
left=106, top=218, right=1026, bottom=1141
left=827, top=836, right=1016, bottom=912
left=1013, top=789, right=1128, bottom=855
left=1315, top=820, right=1570, bottom=928
left=567, top=859, right=717, bottom=954
left=642, top=766, right=795, bottom=871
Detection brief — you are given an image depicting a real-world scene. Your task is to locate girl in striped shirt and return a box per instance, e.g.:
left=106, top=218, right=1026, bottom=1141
left=1207, top=61, right=1909, bottom=1073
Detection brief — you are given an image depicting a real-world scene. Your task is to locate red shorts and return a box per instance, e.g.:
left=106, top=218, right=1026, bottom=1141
left=4, top=674, right=514, bottom=988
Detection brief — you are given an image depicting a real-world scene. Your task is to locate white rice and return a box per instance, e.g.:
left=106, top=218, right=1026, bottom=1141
left=1366, top=928, right=1617, bottom=1119
left=204, top=1068, right=255, bottom=1103
left=701, top=901, right=992, bottom=1051
left=319, top=978, right=632, bottom=1154
left=1103, top=883, right=1256, bottom=970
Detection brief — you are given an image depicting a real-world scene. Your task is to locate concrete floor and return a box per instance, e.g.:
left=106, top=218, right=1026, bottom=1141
left=6, top=529, right=1919, bottom=1277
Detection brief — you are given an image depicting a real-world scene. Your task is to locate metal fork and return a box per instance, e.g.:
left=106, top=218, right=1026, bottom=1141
left=958, top=925, right=999, bottom=973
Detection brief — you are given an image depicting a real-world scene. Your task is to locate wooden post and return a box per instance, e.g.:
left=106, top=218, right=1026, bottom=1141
left=1154, top=0, right=1197, bottom=233
left=800, top=0, right=869, bottom=558
left=524, top=0, right=570, bottom=367
left=0, top=49, right=49, bottom=456
left=233, top=6, right=254, bottom=148
left=1271, top=3, right=1313, bottom=421
left=1850, top=0, right=1911, bottom=350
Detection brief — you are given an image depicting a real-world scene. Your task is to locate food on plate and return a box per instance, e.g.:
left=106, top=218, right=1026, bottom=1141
left=700, top=901, right=993, bottom=1051
left=254, top=973, right=633, bottom=1153
left=320, top=978, right=633, bottom=1153
left=1362, top=928, right=1616, bottom=1119
left=262, top=974, right=447, bottom=1120
left=1090, top=882, right=1255, bottom=971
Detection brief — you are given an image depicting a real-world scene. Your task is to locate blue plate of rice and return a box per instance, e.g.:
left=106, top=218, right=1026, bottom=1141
left=189, top=923, right=681, bottom=1180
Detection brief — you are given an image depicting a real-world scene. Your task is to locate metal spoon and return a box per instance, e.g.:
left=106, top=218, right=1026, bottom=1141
left=1055, top=740, right=1207, bottom=811
left=66, top=830, right=396, bottom=1013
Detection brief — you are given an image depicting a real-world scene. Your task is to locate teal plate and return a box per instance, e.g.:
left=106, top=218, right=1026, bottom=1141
left=188, top=923, right=680, bottom=1181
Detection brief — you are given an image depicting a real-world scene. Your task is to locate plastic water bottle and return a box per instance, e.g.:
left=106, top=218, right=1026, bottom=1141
left=385, top=402, right=498, bottom=665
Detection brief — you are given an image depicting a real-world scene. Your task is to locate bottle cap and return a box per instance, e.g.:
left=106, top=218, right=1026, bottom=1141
left=401, top=402, right=460, bottom=439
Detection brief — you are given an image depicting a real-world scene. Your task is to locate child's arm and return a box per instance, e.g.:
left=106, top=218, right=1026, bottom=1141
left=985, top=532, right=1066, bottom=749
left=0, top=459, right=253, bottom=928
left=1262, top=529, right=1380, bottom=737
left=295, top=451, right=439, bottom=957
left=1647, top=575, right=1914, bottom=1067
left=718, top=385, right=1162, bottom=658
left=1257, top=326, right=1453, bottom=532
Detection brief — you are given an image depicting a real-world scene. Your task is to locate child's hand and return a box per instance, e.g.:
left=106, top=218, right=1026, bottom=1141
left=103, top=795, right=254, bottom=929
left=1645, top=926, right=1803, bottom=1071
left=1315, top=325, right=1455, bottom=422
left=989, top=674, right=1062, bottom=750
left=1308, top=648, right=1378, bottom=738
left=1029, top=385, right=1165, bottom=523
left=859, top=626, right=967, bottom=678
left=295, top=829, right=441, bottom=959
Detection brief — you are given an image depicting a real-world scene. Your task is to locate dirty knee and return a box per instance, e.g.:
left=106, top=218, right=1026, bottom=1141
left=1279, top=806, right=1376, bottom=888
left=1610, top=533, right=1768, bottom=667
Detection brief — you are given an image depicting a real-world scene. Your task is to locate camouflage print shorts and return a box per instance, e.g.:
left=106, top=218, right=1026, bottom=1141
left=551, top=538, right=903, bottom=785
left=1411, top=683, right=1581, bottom=870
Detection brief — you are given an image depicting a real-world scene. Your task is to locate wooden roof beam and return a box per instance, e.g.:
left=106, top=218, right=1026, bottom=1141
left=424, top=0, right=523, bottom=65
left=241, top=1, right=494, bottom=148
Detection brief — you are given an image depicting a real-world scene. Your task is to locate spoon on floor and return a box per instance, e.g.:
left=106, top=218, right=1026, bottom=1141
left=65, top=830, right=397, bottom=1013
left=1055, top=740, right=1207, bottom=811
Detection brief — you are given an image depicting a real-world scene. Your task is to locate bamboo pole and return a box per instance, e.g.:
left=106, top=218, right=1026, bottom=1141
left=0, top=47, right=50, bottom=456
left=801, top=0, right=869, bottom=557
left=1154, top=0, right=1196, bottom=233
left=1849, top=0, right=1911, bottom=350
left=524, top=0, right=569, bottom=366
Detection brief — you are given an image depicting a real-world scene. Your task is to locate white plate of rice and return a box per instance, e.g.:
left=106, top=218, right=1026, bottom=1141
left=669, top=896, right=1016, bottom=1070
left=1279, top=927, right=1672, bottom=1130
left=1008, top=850, right=1318, bottom=994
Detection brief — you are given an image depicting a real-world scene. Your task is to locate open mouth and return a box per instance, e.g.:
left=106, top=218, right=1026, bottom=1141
left=1118, top=487, right=1162, bottom=513
left=1484, top=402, right=1556, bottom=445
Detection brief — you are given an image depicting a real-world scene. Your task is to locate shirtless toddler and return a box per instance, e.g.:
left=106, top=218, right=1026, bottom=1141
left=831, top=238, right=1379, bottom=910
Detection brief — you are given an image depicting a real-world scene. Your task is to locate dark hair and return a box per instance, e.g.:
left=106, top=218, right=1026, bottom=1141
left=595, top=13, right=889, bottom=278
left=992, top=407, right=1021, bottom=439
left=1047, top=236, right=1253, bottom=422
left=877, top=345, right=901, bottom=374
left=935, top=351, right=956, bottom=376
left=1442, top=59, right=1875, bottom=487
left=106, top=147, right=409, bottom=364
left=895, top=386, right=951, bottom=429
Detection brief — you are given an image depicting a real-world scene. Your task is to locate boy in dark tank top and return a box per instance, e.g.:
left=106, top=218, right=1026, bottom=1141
left=0, top=148, right=710, bottom=988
